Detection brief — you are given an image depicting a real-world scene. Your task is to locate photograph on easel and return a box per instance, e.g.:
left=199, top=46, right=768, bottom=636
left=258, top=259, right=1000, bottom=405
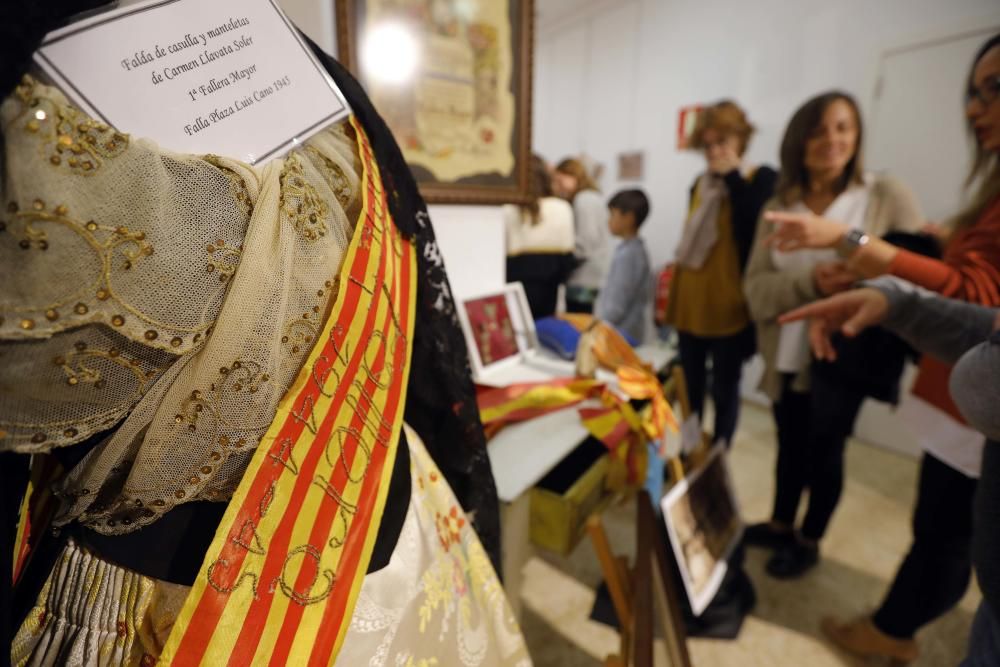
left=661, top=445, right=743, bottom=615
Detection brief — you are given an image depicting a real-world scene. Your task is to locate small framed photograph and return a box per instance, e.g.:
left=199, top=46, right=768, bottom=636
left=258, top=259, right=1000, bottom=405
left=660, top=445, right=743, bottom=615
left=336, top=0, right=534, bottom=204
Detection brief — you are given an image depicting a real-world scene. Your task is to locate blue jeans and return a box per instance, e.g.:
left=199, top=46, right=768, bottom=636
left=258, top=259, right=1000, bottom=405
left=961, top=601, right=1000, bottom=667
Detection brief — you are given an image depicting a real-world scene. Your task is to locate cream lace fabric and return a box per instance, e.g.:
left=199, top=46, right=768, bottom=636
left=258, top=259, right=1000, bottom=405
left=0, top=76, right=361, bottom=533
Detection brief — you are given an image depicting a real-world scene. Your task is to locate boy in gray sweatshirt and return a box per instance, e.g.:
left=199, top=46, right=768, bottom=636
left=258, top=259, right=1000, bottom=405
left=595, top=189, right=652, bottom=343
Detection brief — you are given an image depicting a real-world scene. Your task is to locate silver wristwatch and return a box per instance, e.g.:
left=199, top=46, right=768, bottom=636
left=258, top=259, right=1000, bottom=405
left=836, top=228, right=870, bottom=258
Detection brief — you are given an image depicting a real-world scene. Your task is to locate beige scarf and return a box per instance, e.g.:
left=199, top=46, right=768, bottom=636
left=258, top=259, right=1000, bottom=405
left=674, top=172, right=726, bottom=270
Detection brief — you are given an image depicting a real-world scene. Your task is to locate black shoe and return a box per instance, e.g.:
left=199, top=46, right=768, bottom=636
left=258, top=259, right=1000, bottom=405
left=765, top=541, right=819, bottom=579
left=742, top=522, right=795, bottom=550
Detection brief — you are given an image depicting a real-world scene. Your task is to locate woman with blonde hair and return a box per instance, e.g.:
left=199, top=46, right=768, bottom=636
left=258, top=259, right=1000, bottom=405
left=553, top=157, right=611, bottom=313
left=664, top=100, right=776, bottom=448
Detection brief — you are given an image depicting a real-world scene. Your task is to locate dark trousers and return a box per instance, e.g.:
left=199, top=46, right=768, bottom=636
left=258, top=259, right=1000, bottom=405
left=873, top=453, right=976, bottom=639
left=770, top=373, right=867, bottom=540
left=677, top=329, right=751, bottom=446
left=771, top=379, right=811, bottom=527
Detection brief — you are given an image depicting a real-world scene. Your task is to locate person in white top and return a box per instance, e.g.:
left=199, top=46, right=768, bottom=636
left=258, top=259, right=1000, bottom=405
left=552, top=157, right=611, bottom=313
left=742, top=91, right=923, bottom=579
left=503, top=155, right=576, bottom=318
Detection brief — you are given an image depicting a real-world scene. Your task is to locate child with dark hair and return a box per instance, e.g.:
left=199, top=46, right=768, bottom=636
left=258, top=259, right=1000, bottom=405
left=595, top=189, right=653, bottom=342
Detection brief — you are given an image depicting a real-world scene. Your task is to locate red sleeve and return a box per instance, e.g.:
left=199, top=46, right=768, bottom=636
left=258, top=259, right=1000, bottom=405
left=888, top=200, right=1000, bottom=306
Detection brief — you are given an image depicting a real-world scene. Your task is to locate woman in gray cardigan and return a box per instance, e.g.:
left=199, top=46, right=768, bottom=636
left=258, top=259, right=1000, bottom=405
left=741, top=91, right=923, bottom=578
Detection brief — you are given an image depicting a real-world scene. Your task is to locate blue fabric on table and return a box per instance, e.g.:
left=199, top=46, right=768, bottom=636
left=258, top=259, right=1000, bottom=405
left=535, top=317, right=639, bottom=360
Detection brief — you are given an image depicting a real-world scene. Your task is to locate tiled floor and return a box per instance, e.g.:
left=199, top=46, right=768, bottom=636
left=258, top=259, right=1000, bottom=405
left=518, top=402, right=980, bottom=666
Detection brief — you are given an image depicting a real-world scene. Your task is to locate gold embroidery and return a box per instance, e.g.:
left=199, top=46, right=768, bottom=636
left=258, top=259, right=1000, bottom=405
left=206, top=558, right=260, bottom=599
left=279, top=153, right=329, bottom=242
left=277, top=544, right=335, bottom=606
left=176, top=360, right=270, bottom=434
left=204, top=155, right=254, bottom=219
left=205, top=239, right=242, bottom=283
left=282, top=318, right=318, bottom=356
left=56, top=345, right=152, bottom=395
left=304, top=145, right=353, bottom=209
left=0, top=203, right=220, bottom=343
left=15, top=77, right=129, bottom=176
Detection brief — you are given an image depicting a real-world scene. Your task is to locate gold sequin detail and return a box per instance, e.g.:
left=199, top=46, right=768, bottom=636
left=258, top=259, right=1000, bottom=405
left=18, top=82, right=131, bottom=176
left=279, top=154, right=329, bottom=242
left=305, top=144, right=354, bottom=208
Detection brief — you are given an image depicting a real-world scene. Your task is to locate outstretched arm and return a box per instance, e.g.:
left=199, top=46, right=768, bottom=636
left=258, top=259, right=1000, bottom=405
left=780, top=278, right=998, bottom=364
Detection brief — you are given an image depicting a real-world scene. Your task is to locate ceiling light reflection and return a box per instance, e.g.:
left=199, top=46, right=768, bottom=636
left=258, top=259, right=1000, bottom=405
left=361, top=22, right=420, bottom=86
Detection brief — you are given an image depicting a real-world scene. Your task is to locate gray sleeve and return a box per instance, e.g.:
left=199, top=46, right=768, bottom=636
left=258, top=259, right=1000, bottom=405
left=951, top=334, right=1000, bottom=442
left=597, top=246, right=641, bottom=325
left=870, top=276, right=997, bottom=364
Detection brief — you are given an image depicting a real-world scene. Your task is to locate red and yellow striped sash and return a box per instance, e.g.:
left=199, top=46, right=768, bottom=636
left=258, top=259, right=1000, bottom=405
left=12, top=457, right=61, bottom=584
left=159, top=116, right=417, bottom=666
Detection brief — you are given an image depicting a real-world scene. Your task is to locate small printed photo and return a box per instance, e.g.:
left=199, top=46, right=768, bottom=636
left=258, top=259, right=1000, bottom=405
left=661, top=445, right=742, bottom=615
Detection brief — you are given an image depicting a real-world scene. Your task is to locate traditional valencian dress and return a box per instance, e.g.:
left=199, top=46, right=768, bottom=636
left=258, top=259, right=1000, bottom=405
left=1, top=31, right=529, bottom=667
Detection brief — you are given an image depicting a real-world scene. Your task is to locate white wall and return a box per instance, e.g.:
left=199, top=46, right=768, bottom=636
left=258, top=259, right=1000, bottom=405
left=533, top=0, right=1000, bottom=273
left=428, top=206, right=507, bottom=300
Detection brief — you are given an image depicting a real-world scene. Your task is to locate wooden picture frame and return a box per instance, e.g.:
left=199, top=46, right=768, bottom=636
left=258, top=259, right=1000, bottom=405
left=335, top=0, right=534, bottom=205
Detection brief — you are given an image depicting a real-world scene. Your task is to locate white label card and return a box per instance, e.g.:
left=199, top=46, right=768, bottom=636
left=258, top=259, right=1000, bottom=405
left=35, top=0, right=351, bottom=165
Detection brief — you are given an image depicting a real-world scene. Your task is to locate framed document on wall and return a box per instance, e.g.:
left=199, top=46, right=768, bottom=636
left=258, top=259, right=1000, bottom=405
left=336, top=0, right=534, bottom=204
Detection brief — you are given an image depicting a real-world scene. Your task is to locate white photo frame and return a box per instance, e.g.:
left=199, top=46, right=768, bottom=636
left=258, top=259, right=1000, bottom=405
left=454, top=282, right=539, bottom=382
left=660, top=444, right=743, bottom=615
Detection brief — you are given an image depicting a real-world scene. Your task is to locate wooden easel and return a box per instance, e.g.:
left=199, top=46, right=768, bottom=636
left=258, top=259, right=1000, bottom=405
left=586, top=359, right=697, bottom=666
left=586, top=492, right=692, bottom=667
